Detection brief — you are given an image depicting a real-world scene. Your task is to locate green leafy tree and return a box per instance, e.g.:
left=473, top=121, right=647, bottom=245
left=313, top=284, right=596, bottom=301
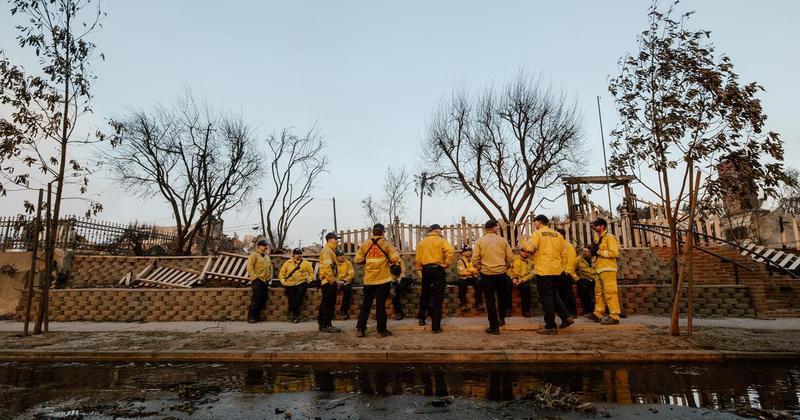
left=0, top=0, right=105, bottom=217
left=609, top=0, right=791, bottom=334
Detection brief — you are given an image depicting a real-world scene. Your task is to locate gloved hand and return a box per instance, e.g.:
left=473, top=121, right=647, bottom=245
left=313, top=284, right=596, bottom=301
left=590, top=243, right=599, bottom=257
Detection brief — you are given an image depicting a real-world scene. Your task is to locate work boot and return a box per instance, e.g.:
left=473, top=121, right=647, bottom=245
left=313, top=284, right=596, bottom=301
left=560, top=317, right=575, bottom=330
left=485, top=328, right=501, bottom=335
left=356, top=330, right=366, bottom=338
left=378, top=330, right=393, bottom=338
left=536, top=327, right=557, bottom=335
left=292, top=317, right=300, bottom=324
left=522, top=311, right=532, bottom=318
left=320, top=326, right=341, bottom=333
left=476, top=305, right=485, bottom=312
left=432, top=328, right=443, bottom=334
left=418, top=319, right=426, bottom=326
left=499, top=318, right=506, bottom=326
left=585, top=313, right=601, bottom=322
left=395, top=313, right=404, bottom=321
left=247, top=318, right=257, bottom=324
left=601, top=316, right=620, bottom=325
left=340, top=311, right=350, bottom=320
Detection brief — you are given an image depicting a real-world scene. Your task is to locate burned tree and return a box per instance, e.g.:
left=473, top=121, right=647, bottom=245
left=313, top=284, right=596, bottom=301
left=360, top=166, right=412, bottom=241
left=263, top=128, right=328, bottom=250
left=106, top=92, right=261, bottom=255
left=421, top=71, right=584, bottom=228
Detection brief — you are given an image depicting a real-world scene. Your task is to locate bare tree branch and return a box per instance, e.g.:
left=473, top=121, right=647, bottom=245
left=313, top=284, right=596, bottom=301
left=105, top=91, right=262, bottom=254
left=420, top=70, right=585, bottom=225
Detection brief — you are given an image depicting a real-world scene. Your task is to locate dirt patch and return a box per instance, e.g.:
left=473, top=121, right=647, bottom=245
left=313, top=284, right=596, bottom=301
left=0, top=252, right=34, bottom=317
left=1, top=324, right=799, bottom=353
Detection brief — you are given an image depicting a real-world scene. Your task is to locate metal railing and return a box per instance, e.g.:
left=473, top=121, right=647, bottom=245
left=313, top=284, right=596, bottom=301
left=0, top=215, right=178, bottom=255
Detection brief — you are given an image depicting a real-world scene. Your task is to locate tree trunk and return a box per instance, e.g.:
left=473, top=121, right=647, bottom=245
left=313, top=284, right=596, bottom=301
left=663, top=167, right=682, bottom=336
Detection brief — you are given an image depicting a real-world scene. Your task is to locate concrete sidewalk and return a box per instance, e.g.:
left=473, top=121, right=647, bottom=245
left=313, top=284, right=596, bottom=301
left=1, top=315, right=798, bottom=333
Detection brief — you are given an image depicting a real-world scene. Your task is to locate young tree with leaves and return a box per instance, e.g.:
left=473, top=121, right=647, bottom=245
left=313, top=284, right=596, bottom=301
left=1, top=0, right=105, bottom=334
left=1, top=0, right=105, bottom=215
left=608, top=0, right=791, bottom=334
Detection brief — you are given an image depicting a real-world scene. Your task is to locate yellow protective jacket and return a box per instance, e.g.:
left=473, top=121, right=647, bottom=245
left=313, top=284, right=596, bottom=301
left=507, top=255, right=535, bottom=284
left=521, top=226, right=567, bottom=277
left=592, top=231, right=620, bottom=273
left=563, top=242, right=578, bottom=281
left=317, top=243, right=338, bottom=285
left=415, top=233, right=455, bottom=270
left=246, top=252, right=273, bottom=282
left=336, top=260, right=355, bottom=283
left=472, top=232, right=514, bottom=275
left=354, top=235, right=400, bottom=285
left=575, top=256, right=597, bottom=282
left=457, top=257, right=478, bottom=279
left=279, top=258, right=314, bottom=286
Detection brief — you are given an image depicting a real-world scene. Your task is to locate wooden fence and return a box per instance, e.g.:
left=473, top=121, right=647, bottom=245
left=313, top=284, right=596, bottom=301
left=338, top=215, right=726, bottom=252
left=0, top=216, right=178, bottom=255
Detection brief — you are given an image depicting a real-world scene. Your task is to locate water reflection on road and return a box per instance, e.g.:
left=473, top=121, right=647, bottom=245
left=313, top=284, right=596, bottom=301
left=1, top=361, right=798, bottom=414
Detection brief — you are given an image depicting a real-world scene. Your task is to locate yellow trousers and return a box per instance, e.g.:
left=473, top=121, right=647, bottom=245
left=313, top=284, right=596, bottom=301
left=593, top=271, right=620, bottom=320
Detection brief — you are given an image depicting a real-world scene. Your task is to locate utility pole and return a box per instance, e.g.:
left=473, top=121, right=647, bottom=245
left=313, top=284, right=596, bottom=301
left=597, top=96, right=613, bottom=221
left=332, top=197, right=338, bottom=233
left=258, top=198, right=267, bottom=239
left=418, top=172, right=427, bottom=227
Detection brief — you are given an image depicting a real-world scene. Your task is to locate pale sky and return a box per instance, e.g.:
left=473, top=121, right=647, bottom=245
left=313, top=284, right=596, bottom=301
left=1, top=1, right=798, bottom=246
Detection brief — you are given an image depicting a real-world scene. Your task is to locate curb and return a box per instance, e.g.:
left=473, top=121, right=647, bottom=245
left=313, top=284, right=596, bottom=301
left=0, top=349, right=798, bottom=364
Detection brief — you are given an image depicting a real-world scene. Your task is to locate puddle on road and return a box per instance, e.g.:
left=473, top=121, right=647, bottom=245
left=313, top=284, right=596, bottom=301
left=0, top=361, right=798, bottom=417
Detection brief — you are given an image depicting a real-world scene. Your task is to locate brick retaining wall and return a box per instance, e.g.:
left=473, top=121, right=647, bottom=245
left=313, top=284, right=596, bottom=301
left=17, top=284, right=755, bottom=322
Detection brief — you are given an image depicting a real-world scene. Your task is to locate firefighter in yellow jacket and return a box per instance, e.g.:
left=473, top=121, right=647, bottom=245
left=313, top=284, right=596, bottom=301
left=575, top=244, right=597, bottom=315
left=473, top=219, right=515, bottom=335
left=456, top=246, right=483, bottom=312
left=279, top=248, right=314, bottom=323
left=246, top=239, right=272, bottom=323
left=556, top=228, right=579, bottom=317
left=521, top=214, right=574, bottom=335
left=354, top=223, right=401, bottom=338
left=415, top=224, right=455, bottom=333
left=507, top=249, right=535, bottom=317
left=316, top=232, right=342, bottom=333
left=587, top=218, right=621, bottom=325
left=336, top=249, right=356, bottom=320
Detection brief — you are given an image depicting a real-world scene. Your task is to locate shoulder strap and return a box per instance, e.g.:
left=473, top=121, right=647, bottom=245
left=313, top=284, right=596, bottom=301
left=370, top=238, right=394, bottom=263
left=286, top=260, right=303, bottom=279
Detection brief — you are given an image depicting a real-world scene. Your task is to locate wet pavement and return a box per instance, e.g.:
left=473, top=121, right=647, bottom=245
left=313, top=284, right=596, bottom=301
left=0, top=361, right=798, bottom=419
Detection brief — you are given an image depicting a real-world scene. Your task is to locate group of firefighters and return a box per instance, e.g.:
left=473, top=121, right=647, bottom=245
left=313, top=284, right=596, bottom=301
left=245, top=215, right=621, bottom=336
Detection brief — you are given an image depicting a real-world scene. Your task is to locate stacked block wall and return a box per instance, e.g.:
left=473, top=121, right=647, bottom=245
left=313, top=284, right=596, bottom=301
left=17, top=284, right=754, bottom=322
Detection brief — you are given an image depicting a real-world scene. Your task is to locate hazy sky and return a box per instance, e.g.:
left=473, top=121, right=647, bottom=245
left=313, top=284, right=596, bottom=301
left=1, top=1, right=798, bottom=246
